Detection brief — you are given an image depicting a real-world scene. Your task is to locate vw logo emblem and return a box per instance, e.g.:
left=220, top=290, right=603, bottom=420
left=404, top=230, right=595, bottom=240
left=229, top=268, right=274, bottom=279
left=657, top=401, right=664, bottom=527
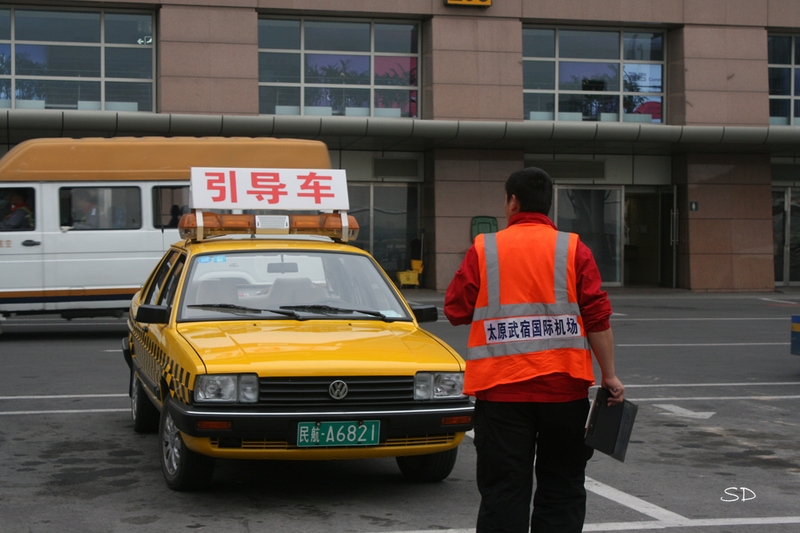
left=328, top=380, right=349, bottom=400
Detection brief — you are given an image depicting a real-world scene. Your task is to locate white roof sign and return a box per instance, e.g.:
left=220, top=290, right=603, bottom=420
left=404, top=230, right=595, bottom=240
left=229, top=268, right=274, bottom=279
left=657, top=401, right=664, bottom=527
left=190, top=167, right=349, bottom=211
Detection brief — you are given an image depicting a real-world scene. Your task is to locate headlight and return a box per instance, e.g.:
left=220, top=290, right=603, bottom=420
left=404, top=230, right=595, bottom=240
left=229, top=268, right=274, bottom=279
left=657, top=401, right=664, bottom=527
left=194, top=374, right=259, bottom=403
left=414, top=372, right=465, bottom=400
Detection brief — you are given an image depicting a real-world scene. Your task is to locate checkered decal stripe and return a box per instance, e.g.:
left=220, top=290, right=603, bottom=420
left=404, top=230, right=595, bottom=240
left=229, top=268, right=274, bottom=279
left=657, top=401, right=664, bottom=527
left=131, top=323, right=193, bottom=405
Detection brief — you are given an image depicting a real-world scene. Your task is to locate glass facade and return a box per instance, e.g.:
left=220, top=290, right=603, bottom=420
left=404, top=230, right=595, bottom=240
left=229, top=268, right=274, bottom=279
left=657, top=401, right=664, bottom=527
left=523, top=28, right=664, bottom=123
left=0, top=7, right=154, bottom=111
left=258, top=19, right=419, bottom=117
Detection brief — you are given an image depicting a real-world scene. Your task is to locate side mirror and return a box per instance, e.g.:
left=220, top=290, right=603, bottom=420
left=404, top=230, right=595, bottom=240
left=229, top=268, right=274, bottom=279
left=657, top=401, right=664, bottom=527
left=410, top=304, right=438, bottom=323
left=135, top=304, right=170, bottom=324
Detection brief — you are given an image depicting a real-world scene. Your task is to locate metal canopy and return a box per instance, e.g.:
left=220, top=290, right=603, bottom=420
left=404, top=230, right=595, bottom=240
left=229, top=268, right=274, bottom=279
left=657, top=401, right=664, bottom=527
left=4, top=109, right=800, bottom=157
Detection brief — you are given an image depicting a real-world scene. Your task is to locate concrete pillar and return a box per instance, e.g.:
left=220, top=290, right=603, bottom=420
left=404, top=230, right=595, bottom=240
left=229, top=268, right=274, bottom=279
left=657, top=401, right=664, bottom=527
left=675, top=153, right=774, bottom=291
left=429, top=149, right=524, bottom=291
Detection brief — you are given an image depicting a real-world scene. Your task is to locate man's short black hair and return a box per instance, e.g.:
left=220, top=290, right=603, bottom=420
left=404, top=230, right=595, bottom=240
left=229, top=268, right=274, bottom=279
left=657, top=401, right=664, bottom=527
left=505, top=167, right=553, bottom=214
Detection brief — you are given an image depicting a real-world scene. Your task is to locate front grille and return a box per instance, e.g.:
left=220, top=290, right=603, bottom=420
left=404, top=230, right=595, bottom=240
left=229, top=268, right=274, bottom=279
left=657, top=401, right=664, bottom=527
left=259, top=376, right=414, bottom=407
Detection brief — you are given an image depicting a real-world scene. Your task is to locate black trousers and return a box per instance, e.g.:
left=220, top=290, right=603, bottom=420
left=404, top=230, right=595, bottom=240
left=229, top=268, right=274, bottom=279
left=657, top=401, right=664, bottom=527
left=473, top=398, right=593, bottom=533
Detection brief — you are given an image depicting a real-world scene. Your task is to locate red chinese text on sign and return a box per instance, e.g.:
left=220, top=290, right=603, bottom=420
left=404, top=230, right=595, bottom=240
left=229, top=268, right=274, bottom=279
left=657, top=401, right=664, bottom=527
left=190, top=167, right=349, bottom=211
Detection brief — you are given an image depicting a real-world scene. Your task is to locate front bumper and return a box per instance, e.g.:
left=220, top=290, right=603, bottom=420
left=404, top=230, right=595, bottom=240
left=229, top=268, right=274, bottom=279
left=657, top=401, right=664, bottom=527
left=167, top=398, right=474, bottom=460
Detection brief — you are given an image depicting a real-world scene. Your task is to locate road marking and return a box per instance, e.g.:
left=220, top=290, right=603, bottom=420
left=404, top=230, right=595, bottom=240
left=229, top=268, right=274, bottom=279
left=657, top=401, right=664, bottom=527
left=653, top=404, right=715, bottom=419
left=0, top=393, right=126, bottom=400
left=617, top=342, right=789, bottom=347
left=634, top=395, right=800, bottom=402
left=0, top=408, right=128, bottom=416
left=759, top=297, right=800, bottom=305
left=624, top=382, right=800, bottom=388
left=585, top=477, right=687, bottom=523
left=612, top=317, right=786, bottom=321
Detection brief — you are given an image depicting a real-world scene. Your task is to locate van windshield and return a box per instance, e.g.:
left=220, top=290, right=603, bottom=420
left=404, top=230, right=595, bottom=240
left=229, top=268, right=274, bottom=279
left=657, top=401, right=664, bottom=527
left=178, top=250, right=411, bottom=322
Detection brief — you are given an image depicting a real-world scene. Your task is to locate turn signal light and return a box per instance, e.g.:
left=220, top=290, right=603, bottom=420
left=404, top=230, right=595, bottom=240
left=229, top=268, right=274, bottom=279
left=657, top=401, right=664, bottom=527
left=196, top=420, right=232, bottom=430
left=441, top=415, right=472, bottom=426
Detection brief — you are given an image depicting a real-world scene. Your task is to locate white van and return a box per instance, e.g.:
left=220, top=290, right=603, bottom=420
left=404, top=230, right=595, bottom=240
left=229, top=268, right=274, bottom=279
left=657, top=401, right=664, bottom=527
left=0, top=136, right=333, bottom=319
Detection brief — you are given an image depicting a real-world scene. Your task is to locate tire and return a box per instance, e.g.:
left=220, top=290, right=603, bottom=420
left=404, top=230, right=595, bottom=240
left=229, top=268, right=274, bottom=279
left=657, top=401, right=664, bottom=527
left=159, top=405, right=215, bottom=491
left=130, top=371, right=160, bottom=434
left=396, top=447, right=458, bottom=482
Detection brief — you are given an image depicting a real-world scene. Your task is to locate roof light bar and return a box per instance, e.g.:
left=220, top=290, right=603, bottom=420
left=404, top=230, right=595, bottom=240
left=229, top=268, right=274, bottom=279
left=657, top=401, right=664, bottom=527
left=178, top=212, right=359, bottom=242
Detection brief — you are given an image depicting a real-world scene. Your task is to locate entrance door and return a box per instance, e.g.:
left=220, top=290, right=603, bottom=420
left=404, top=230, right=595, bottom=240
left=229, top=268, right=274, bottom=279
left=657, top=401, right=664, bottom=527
left=772, top=187, right=800, bottom=285
left=623, top=186, right=677, bottom=287
left=347, top=183, right=420, bottom=280
left=554, top=186, right=623, bottom=285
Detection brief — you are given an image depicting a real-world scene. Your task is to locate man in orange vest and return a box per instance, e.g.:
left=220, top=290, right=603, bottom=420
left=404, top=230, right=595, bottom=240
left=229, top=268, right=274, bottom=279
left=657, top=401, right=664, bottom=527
left=445, top=167, right=624, bottom=533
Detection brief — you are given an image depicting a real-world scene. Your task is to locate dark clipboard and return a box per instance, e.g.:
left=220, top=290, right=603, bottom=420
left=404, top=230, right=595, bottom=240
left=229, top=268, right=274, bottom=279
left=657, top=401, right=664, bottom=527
left=584, top=387, right=637, bottom=462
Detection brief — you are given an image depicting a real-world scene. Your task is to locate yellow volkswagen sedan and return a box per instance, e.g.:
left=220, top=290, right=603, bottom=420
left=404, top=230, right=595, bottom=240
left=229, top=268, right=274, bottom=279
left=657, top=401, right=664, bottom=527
left=122, top=212, right=472, bottom=491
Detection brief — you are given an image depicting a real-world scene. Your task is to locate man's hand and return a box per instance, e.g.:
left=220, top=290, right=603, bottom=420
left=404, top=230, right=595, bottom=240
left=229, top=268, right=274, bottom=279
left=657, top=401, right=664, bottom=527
left=601, top=375, right=625, bottom=405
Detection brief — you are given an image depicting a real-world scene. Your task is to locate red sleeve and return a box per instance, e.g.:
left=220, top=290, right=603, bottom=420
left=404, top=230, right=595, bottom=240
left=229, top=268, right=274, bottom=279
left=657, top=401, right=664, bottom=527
left=444, top=245, right=480, bottom=326
left=575, top=240, right=612, bottom=332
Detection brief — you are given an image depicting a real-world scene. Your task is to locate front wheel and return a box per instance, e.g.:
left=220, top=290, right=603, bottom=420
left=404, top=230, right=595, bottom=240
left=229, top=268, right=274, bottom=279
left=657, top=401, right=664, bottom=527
left=159, top=405, right=215, bottom=491
left=130, top=371, right=159, bottom=433
left=396, top=447, right=458, bottom=482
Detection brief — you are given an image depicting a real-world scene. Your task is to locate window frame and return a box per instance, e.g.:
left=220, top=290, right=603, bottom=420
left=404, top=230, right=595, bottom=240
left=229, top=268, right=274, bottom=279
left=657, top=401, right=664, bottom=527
left=0, top=6, right=155, bottom=112
left=59, top=185, right=142, bottom=231
left=768, top=33, right=800, bottom=126
left=258, top=17, right=420, bottom=118
left=523, top=26, right=666, bottom=124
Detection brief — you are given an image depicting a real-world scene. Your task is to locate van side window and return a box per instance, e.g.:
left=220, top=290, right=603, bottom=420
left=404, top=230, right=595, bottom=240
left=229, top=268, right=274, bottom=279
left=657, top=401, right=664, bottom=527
left=0, top=187, right=35, bottom=231
left=153, top=186, right=190, bottom=229
left=60, top=186, right=142, bottom=230
left=144, top=251, right=180, bottom=306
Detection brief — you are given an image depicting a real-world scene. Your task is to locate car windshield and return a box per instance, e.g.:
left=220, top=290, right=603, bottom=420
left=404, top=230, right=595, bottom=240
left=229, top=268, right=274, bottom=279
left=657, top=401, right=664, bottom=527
left=178, top=250, right=411, bottom=322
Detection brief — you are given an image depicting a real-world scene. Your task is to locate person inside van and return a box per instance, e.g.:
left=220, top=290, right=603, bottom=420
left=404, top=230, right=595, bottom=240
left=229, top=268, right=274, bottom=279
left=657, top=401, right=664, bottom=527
left=0, top=191, right=34, bottom=231
left=72, top=189, right=99, bottom=229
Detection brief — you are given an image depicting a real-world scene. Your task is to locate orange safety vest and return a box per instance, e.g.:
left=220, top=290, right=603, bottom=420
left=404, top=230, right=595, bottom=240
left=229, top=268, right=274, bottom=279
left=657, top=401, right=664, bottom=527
left=465, top=223, right=594, bottom=395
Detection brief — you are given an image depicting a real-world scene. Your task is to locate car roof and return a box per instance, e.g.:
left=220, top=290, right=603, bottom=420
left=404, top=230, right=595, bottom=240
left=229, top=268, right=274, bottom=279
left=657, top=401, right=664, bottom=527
left=172, top=234, right=373, bottom=256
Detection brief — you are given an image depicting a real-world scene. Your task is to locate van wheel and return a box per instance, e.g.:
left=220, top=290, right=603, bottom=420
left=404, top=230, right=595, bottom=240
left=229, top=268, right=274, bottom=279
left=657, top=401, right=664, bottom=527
left=396, top=447, right=458, bottom=482
left=130, top=372, right=159, bottom=433
left=159, top=406, right=215, bottom=491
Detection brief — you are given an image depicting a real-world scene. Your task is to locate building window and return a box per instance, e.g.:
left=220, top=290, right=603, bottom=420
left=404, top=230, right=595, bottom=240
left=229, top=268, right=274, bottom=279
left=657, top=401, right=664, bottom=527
left=767, top=34, right=800, bottom=126
left=258, top=18, right=419, bottom=118
left=0, top=8, right=154, bottom=111
left=523, top=28, right=664, bottom=123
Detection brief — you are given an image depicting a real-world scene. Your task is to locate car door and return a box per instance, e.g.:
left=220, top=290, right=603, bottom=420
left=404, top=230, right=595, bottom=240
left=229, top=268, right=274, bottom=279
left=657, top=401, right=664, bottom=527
left=0, top=185, right=44, bottom=312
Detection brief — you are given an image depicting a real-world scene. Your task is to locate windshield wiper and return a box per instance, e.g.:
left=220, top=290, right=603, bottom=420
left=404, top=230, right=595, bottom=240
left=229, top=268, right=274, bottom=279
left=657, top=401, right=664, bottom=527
left=280, top=304, right=396, bottom=322
left=187, top=303, right=303, bottom=320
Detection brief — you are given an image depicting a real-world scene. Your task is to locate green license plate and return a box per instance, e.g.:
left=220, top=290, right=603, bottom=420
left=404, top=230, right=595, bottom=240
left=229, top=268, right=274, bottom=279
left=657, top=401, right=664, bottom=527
left=297, top=420, right=380, bottom=447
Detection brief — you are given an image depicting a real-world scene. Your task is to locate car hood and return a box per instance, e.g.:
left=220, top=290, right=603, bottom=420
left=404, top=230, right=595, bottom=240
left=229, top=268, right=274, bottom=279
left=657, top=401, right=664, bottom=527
left=177, top=320, right=464, bottom=375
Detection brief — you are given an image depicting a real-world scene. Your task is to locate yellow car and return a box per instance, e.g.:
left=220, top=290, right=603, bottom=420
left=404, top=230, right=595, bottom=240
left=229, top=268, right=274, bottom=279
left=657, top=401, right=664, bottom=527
left=122, top=212, right=472, bottom=491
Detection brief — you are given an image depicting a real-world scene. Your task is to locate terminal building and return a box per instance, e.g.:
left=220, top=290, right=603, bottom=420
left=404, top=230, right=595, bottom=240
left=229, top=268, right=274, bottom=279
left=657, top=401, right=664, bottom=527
left=3, top=0, right=800, bottom=291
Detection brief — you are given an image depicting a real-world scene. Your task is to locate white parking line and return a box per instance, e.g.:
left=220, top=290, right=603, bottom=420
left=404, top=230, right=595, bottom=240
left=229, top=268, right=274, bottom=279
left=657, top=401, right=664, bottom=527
left=585, top=477, right=687, bottom=523
left=584, top=477, right=800, bottom=531
left=0, top=408, right=128, bottom=416
left=612, top=317, right=786, bottom=321
left=624, top=382, right=800, bottom=388
left=617, top=342, right=789, bottom=347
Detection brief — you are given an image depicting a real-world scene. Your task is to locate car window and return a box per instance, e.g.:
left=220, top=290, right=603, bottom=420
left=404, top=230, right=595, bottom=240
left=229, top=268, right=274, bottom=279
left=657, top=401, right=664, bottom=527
left=59, top=186, right=142, bottom=230
left=179, top=250, right=410, bottom=321
left=158, top=254, right=186, bottom=307
left=143, top=250, right=180, bottom=306
left=0, top=187, right=35, bottom=232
